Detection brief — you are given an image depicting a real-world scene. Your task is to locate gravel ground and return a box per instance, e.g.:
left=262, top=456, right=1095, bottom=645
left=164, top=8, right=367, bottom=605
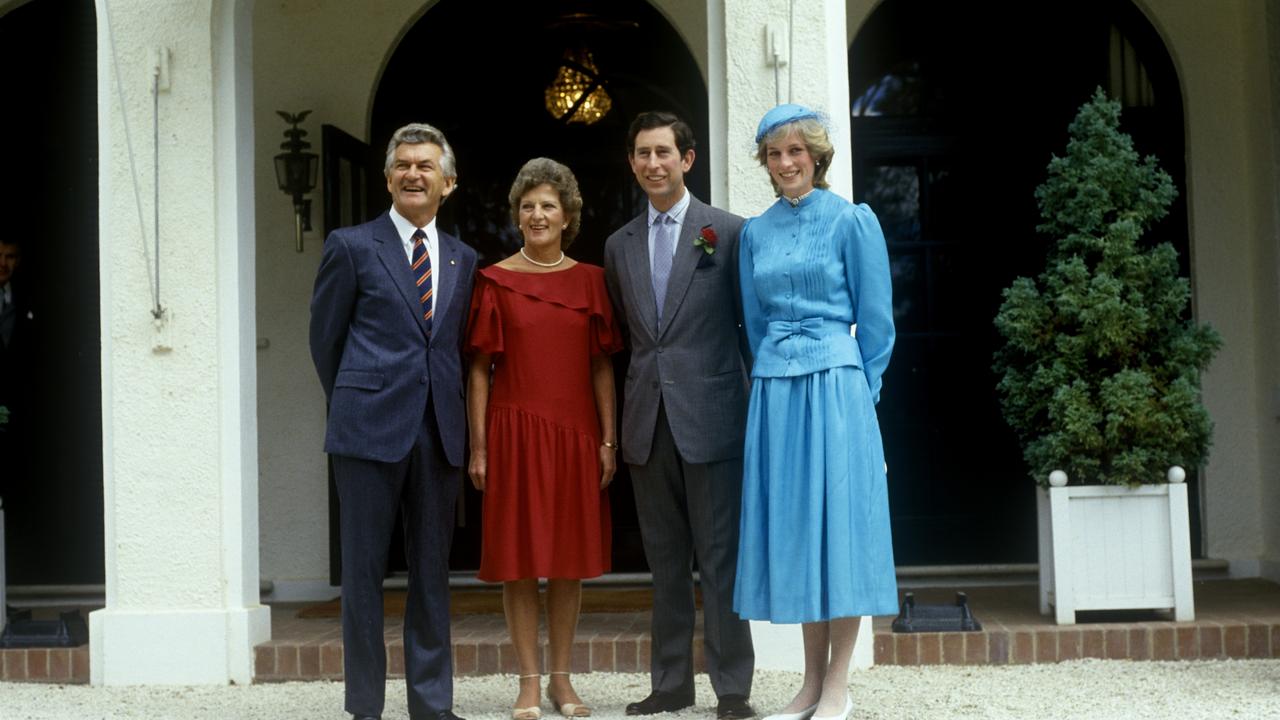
left=2, top=661, right=1279, bottom=720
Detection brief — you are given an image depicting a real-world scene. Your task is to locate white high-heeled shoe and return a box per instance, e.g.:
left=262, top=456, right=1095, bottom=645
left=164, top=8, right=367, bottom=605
left=810, top=695, right=853, bottom=720
left=762, top=702, right=818, bottom=720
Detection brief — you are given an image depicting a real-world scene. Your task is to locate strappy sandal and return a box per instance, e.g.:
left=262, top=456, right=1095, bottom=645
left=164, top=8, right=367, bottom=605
left=548, top=671, right=592, bottom=717
left=513, top=673, right=543, bottom=720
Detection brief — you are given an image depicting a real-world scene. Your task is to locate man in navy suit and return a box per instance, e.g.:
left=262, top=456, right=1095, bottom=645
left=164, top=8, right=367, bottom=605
left=310, top=123, right=477, bottom=720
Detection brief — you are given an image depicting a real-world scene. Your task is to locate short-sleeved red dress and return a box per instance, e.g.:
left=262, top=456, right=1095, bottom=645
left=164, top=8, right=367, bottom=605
left=466, top=262, right=623, bottom=581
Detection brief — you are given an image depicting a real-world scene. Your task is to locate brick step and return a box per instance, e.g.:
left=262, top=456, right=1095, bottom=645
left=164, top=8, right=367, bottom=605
left=252, top=616, right=1280, bottom=683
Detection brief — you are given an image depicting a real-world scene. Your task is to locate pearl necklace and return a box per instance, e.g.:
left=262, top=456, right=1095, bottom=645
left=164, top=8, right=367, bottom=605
left=784, top=188, right=816, bottom=207
left=520, top=247, right=566, bottom=268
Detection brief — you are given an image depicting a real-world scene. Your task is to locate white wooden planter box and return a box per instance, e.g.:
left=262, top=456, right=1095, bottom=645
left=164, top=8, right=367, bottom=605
left=1037, top=483, right=1194, bottom=625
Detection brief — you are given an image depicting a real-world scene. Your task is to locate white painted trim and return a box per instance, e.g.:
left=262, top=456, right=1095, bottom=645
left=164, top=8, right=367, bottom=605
left=263, top=578, right=336, bottom=603
left=93, top=0, right=119, bottom=615
left=822, top=0, right=853, bottom=202
left=212, top=0, right=271, bottom=682
left=91, top=607, right=270, bottom=685
left=1228, top=558, right=1263, bottom=577
left=213, top=0, right=262, bottom=613
left=1260, top=559, right=1280, bottom=584
left=707, top=0, right=728, bottom=207
left=750, top=617, right=876, bottom=671
left=851, top=616, right=874, bottom=669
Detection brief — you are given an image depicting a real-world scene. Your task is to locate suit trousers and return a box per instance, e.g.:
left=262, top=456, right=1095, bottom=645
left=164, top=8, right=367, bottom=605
left=629, top=402, right=754, bottom=699
left=332, top=396, right=460, bottom=719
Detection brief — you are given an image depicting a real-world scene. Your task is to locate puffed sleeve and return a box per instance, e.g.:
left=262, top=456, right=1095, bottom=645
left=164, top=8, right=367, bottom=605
left=844, top=203, right=895, bottom=404
left=465, top=274, right=504, bottom=356
left=588, top=271, right=624, bottom=356
left=738, top=217, right=766, bottom=361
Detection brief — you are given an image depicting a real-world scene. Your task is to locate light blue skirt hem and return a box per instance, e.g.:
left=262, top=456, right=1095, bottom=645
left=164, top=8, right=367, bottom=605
left=733, top=367, right=898, bottom=623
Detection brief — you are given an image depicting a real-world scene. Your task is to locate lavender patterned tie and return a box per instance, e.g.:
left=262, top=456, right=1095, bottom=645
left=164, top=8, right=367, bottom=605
left=651, top=213, right=674, bottom=320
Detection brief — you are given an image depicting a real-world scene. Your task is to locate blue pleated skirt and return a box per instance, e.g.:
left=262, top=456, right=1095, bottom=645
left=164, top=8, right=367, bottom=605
left=732, top=366, right=898, bottom=623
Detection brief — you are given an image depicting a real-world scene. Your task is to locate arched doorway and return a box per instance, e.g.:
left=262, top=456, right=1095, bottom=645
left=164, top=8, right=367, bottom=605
left=332, top=0, right=708, bottom=574
left=848, top=0, right=1194, bottom=565
left=0, top=0, right=102, bottom=585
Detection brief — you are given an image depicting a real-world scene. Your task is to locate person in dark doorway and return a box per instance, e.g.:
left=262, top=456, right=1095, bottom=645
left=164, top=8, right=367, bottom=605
left=0, top=236, right=33, bottom=499
left=466, top=158, right=622, bottom=720
left=603, top=111, right=756, bottom=720
left=734, top=104, right=897, bottom=720
left=309, top=123, right=477, bottom=720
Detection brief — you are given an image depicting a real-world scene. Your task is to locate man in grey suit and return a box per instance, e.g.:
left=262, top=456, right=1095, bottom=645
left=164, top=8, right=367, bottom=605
left=604, top=111, right=755, bottom=720
left=310, top=123, right=476, bottom=720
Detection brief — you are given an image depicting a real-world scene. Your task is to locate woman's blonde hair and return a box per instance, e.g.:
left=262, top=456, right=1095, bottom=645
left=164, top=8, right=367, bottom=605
left=754, top=118, right=834, bottom=195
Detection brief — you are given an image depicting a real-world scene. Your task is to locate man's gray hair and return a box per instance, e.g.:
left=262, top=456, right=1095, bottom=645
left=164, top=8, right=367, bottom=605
left=384, top=123, right=457, bottom=178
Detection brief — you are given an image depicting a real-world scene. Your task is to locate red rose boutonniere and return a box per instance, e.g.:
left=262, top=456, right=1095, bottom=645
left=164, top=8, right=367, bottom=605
left=694, top=225, right=719, bottom=255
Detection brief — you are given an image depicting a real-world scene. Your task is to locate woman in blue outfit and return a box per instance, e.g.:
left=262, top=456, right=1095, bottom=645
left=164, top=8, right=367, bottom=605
left=734, top=104, right=897, bottom=720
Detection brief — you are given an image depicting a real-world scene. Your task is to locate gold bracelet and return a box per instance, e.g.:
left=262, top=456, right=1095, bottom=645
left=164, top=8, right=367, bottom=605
left=601, top=441, right=619, bottom=450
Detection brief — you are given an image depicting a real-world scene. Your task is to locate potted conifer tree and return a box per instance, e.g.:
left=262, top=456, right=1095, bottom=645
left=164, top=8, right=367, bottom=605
left=992, top=89, right=1221, bottom=624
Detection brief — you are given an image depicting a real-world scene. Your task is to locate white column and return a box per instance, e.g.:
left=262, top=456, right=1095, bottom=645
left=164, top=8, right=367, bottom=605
left=719, top=0, right=856, bottom=216
left=90, top=0, right=268, bottom=685
left=715, top=0, right=875, bottom=670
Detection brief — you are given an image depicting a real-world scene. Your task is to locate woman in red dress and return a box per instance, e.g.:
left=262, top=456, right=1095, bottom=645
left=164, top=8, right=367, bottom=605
left=466, top=157, right=621, bottom=720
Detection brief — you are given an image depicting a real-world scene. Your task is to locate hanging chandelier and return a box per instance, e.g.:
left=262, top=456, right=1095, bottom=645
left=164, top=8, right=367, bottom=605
left=544, top=48, right=612, bottom=125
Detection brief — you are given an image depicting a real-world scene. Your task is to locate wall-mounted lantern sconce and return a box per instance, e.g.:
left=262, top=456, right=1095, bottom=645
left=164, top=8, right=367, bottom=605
left=274, top=110, right=319, bottom=253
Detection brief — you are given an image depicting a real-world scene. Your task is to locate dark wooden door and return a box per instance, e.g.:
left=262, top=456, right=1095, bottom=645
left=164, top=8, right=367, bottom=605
left=321, top=124, right=382, bottom=584
left=849, top=0, right=1197, bottom=564
left=0, top=0, right=103, bottom=586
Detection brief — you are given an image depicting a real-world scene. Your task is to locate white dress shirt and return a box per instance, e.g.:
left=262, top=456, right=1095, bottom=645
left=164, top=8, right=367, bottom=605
left=389, top=206, right=440, bottom=319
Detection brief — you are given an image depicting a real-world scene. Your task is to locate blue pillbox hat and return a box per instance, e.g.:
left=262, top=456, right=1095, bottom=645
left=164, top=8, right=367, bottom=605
left=755, top=103, right=822, bottom=143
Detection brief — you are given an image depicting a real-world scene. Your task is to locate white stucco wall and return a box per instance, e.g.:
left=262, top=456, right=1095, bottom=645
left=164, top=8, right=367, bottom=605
left=90, top=0, right=267, bottom=684
left=721, top=0, right=854, bottom=216
left=1136, top=0, right=1279, bottom=574
left=1258, top=0, right=1280, bottom=582
left=252, top=0, right=426, bottom=600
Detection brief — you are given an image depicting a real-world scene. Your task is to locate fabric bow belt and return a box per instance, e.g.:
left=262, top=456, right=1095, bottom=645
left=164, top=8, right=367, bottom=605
left=766, top=317, right=850, bottom=343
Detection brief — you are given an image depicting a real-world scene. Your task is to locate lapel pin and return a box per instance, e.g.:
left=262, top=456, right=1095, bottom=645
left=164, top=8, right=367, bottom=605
left=450, top=259, right=457, bottom=265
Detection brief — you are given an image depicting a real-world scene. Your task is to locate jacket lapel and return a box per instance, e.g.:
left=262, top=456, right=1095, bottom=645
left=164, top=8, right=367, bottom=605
left=656, top=196, right=706, bottom=338
left=373, top=213, right=431, bottom=340
left=623, top=215, right=660, bottom=337
left=432, top=230, right=461, bottom=344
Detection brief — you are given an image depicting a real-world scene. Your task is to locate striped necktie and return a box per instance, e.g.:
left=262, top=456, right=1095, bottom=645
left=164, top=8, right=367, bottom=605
left=411, top=228, right=433, bottom=333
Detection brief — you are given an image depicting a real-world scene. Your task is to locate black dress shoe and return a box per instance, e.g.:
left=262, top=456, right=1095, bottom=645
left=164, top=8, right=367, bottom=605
left=717, top=695, right=756, bottom=720
left=351, top=715, right=380, bottom=720
left=417, top=712, right=466, bottom=720
left=626, top=690, right=695, bottom=715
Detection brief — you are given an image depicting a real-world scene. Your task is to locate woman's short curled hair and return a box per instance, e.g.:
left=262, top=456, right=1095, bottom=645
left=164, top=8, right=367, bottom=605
left=754, top=118, right=835, bottom=195
left=508, top=157, right=584, bottom=248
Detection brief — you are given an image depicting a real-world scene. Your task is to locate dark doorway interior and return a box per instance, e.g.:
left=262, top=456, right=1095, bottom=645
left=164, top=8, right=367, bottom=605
left=350, top=0, right=709, bottom=575
left=0, top=0, right=103, bottom=584
left=849, top=0, right=1195, bottom=564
